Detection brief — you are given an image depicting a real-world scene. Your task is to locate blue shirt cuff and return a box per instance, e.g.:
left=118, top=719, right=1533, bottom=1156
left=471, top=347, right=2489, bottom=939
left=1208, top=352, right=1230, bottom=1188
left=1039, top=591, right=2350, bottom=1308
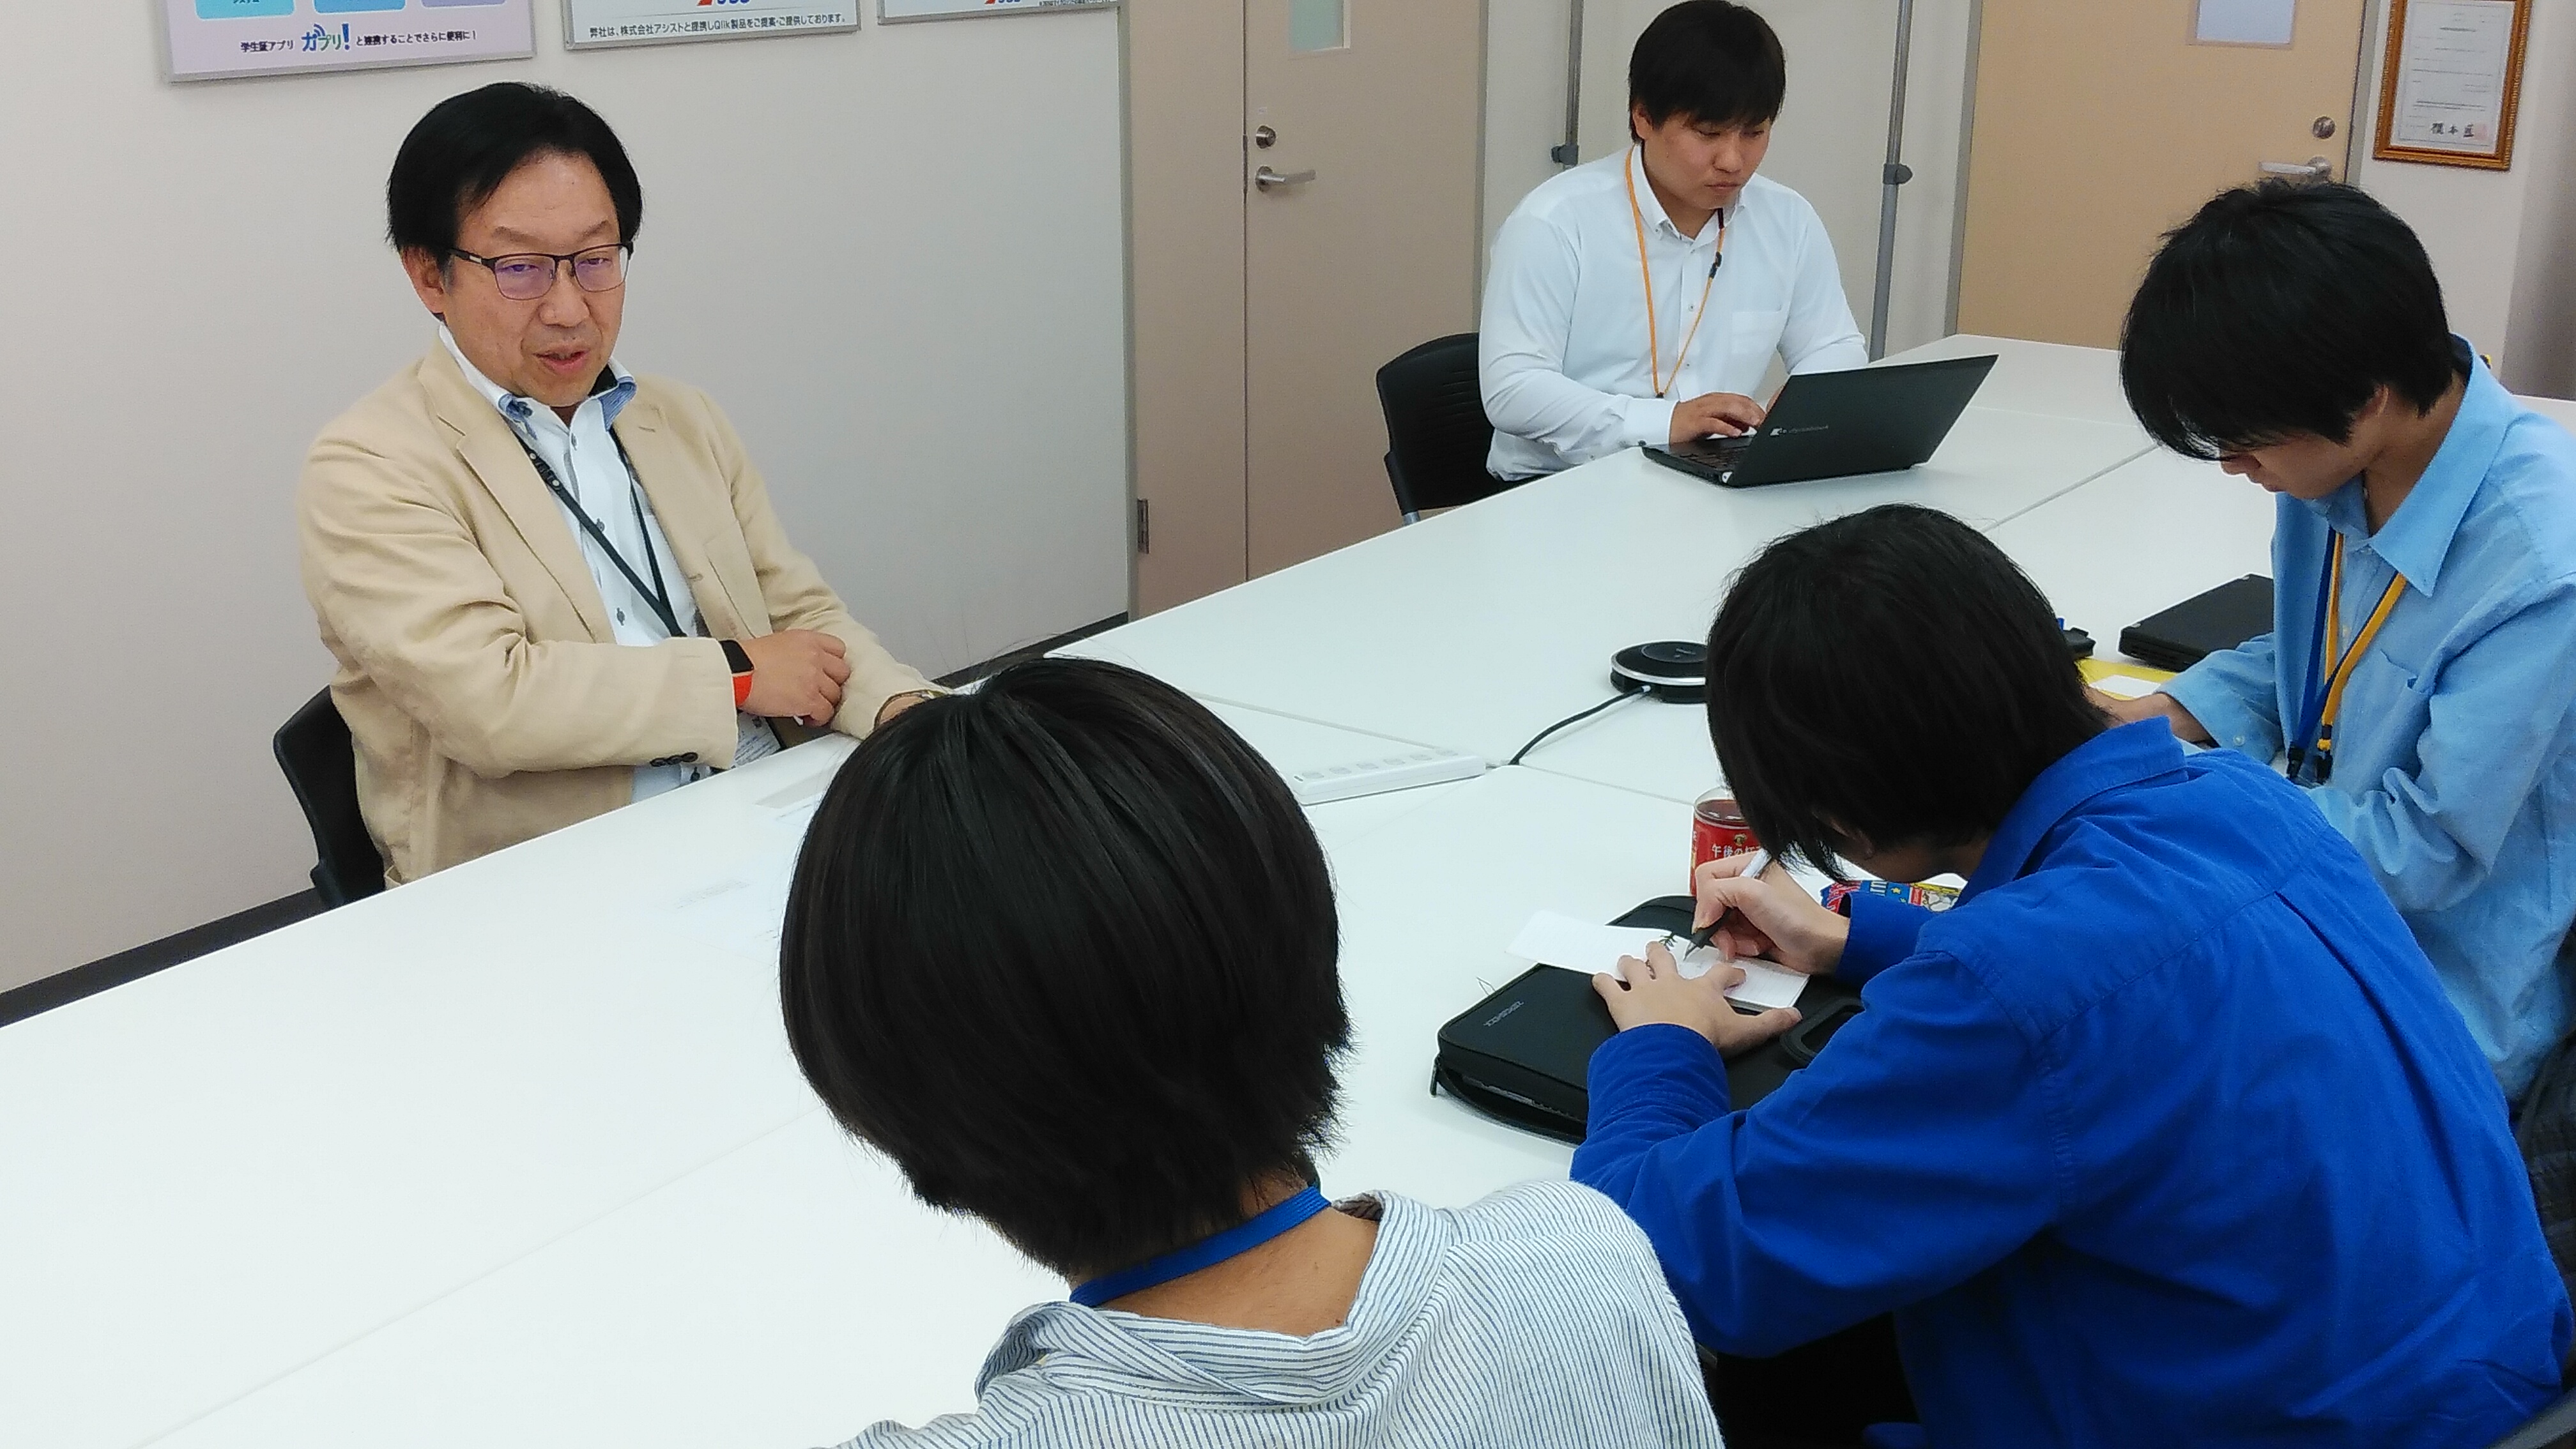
left=1586, top=1022, right=1731, bottom=1117
left=1841, top=894, right=1933, bottom=985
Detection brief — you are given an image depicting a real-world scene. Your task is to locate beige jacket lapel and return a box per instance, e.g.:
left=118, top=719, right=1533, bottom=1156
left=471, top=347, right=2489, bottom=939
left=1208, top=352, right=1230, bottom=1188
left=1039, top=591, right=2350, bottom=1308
left=416, top=346, right=618, bottom=643
left=615, top=392, right=762, bottom=639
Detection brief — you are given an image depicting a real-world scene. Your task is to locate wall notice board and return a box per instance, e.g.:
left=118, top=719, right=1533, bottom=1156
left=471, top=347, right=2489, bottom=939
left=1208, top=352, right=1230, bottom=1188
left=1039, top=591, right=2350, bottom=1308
left=164, top=0, right=533, bottom=81
left=2373, top=0, right=2532, bottom=168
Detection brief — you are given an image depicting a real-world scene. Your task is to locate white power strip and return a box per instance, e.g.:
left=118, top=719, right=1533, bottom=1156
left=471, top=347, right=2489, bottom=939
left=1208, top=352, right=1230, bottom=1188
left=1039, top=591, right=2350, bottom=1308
left=1285, top=746, right=1486, bottom=805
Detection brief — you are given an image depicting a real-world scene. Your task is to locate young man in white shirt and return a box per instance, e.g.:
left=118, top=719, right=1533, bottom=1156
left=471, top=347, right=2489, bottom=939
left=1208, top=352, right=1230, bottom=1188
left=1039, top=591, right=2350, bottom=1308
left=1482, top=0, right=1866, bottom=480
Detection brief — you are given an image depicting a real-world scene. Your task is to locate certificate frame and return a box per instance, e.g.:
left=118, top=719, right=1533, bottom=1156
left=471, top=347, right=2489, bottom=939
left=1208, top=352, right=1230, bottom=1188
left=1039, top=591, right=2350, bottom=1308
left=2372, top=0, right=2531, bottom=170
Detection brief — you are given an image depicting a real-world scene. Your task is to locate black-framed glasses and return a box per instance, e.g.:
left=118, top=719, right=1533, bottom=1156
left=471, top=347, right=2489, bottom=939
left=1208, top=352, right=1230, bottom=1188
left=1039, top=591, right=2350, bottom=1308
left=449, top=244, right=629, bottom=302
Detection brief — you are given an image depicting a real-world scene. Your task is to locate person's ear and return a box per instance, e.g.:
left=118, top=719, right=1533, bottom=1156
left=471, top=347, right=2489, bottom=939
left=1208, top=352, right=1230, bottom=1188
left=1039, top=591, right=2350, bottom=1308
left=1630, top=100, right=1653, bottom=145
left=401, top=247, right=451, bottom=321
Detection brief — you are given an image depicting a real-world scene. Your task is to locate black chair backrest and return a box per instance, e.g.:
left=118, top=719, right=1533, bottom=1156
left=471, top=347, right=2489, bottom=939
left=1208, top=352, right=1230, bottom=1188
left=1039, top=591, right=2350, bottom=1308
left=2490, top=1389, right=2576, bottom=1449
left=273, top=689, right=385, bottom=908
left=1376, top=332, right=1513, bottom=518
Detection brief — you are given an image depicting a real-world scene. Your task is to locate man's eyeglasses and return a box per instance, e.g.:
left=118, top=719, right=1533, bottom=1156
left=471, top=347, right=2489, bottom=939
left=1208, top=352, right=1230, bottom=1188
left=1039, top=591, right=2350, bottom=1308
left=448, top=244, right=629, bottom=302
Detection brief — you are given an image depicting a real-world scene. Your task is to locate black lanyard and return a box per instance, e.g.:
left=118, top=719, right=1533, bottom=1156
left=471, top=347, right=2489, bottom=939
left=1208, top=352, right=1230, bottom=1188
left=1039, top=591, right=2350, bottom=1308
left=514, top=426, right=686, bottom=640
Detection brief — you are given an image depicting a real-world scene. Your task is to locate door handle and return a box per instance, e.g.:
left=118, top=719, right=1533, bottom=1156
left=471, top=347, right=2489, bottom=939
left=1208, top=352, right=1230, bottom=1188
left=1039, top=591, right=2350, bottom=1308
left=2259, top=157, right=2333, bottom=179
left=1255, top=166, right=1317, bottom=191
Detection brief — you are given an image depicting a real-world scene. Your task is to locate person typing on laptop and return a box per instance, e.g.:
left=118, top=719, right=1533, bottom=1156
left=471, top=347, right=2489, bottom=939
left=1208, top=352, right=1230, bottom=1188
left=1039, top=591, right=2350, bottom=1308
left=1480, top=0, right=1866, bottom=481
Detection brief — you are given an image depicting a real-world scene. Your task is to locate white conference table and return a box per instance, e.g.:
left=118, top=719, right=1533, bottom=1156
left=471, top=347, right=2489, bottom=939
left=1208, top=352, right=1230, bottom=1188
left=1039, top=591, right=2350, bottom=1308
left=1062, top=337, right=2154, bottom=769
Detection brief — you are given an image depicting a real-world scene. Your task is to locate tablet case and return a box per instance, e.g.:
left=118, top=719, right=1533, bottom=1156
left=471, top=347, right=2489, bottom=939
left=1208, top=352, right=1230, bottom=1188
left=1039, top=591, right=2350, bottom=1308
left=2118, top=574, right=2274, bottom=672
left=1432, top=896, right=1866, bottom=1142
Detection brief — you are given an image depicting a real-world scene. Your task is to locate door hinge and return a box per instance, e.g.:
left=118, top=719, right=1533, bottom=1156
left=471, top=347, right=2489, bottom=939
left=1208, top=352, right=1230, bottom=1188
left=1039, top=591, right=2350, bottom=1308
left=1135, top=498, right=1151, bottom=555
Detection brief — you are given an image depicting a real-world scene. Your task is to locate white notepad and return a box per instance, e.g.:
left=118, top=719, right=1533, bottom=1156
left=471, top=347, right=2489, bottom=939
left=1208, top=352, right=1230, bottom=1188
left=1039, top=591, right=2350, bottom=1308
left=1506, top=910, right=1808, bottom=1011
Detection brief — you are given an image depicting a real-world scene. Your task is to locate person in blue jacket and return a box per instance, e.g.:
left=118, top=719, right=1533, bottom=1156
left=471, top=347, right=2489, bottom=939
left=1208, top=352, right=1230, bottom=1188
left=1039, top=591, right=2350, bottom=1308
left=2104, top=180, right=2576, bottom=1108
left=1572, top=503, right=2568, bottom=1448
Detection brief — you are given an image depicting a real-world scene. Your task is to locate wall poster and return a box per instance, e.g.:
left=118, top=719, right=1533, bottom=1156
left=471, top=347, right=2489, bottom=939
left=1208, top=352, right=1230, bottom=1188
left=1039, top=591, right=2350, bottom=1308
left=165, top=0, right=534, bottom=82
left=565, top=0, right=859, bottom=49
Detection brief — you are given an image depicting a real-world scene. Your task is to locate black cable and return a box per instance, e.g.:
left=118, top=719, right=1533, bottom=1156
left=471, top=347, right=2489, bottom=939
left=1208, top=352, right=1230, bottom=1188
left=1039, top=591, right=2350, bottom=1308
left=1506, top=691, right=1641, bottom=767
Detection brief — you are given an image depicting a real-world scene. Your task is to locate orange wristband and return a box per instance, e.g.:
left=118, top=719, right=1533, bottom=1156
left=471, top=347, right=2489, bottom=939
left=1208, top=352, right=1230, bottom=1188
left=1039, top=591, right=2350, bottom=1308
left=721, top=639, right=755, bottom=709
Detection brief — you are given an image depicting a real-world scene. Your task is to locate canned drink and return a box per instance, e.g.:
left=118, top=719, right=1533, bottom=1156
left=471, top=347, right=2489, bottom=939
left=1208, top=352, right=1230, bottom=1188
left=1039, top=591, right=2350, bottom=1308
left=1691, top=789, right=1761, bottom=885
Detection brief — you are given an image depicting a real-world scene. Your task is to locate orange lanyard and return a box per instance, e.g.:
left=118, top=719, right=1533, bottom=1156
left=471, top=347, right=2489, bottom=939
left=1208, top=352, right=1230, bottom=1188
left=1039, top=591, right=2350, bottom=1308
left=2313, top=533, right=2408, bottom=753
left=1625, top=146, right=1725, bottom=400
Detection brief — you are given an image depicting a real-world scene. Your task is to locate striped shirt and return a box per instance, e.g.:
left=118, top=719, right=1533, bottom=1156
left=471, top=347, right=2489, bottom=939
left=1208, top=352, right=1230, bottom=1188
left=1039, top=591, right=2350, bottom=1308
left=828, top=1183, right=1726, bottom=1449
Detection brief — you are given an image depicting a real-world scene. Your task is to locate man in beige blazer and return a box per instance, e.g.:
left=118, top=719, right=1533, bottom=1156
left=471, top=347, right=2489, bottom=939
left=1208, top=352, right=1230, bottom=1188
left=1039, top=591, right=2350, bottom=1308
left=301, top=83, right=934, bottom=885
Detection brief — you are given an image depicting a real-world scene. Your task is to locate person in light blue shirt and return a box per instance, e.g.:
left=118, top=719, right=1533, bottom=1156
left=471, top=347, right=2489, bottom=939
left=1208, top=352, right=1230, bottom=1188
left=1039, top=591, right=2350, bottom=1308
left=2107, top=181, right=2576, bottom=1105
left=1575, top=505, right=2566, bottom=1448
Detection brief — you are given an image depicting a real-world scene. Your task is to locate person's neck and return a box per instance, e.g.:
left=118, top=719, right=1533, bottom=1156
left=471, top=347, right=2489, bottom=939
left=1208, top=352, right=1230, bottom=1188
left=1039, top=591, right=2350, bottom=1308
left=1640, top=155, right=1718, bottom=240
left=2360, top=372, right=2467, bottom=533
left=1087, top=1180, right=1380, bottom=1337
left=1935, top=837, right=1989, bottom=882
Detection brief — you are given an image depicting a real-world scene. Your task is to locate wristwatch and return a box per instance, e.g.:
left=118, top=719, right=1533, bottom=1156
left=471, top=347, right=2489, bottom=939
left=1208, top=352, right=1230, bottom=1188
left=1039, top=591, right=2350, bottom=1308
left=720, top=639, right=755, bottom=709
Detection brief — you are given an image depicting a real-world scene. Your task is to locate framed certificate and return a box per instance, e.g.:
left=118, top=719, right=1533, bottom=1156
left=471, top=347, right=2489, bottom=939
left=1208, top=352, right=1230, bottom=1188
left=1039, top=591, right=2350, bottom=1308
left=2372, top=0, right=2531, bottom=169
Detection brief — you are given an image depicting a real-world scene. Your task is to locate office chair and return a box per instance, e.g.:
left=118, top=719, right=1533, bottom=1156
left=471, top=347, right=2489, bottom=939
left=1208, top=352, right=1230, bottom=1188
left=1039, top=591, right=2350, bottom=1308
left=273, top=688, right=385, bottom=908
left=2487, top=1388, right=2576, bottom=1449
left=1376, top=332, right=1515, bottom=523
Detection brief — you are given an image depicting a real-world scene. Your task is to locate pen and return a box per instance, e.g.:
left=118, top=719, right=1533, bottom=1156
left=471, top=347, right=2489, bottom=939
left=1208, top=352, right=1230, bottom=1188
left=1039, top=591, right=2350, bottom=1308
left=1684, top=847, right=1774, bottom=953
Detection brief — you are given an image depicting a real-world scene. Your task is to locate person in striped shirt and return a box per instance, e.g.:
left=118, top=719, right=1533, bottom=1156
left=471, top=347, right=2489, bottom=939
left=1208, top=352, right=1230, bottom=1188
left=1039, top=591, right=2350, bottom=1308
left=778, top=657, right=1726, bottom=1449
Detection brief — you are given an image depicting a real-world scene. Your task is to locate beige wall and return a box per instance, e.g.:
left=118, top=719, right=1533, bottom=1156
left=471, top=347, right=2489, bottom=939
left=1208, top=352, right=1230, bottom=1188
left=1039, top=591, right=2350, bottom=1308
left=0, top=4, right=1129, bottom=988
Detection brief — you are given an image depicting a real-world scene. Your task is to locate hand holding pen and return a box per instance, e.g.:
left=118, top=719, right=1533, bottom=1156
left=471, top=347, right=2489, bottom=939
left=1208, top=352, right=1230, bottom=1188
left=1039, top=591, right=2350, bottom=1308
left=1678, top=848, right=1851, bottom=977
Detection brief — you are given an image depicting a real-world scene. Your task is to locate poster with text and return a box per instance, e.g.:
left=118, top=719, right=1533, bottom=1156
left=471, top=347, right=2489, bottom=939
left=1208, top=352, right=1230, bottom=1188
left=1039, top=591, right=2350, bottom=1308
left=165, top=0, right=534, bottom=82
left=878, top=0, right=1113, bottom=23
left=565, top=0, right=857, bottom=49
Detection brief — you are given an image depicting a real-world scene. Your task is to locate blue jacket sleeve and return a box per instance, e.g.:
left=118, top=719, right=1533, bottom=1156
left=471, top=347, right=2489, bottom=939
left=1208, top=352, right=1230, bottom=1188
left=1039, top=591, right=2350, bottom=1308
left=1840, top=895, right=1933, bottom=985
left=1572, top=952, right=2062, bottom=1356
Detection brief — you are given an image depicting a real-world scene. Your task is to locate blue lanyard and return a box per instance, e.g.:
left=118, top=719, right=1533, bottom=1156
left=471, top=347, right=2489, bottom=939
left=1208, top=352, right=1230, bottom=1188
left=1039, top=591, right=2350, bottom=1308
left=1070, top=1185, right=1332, bottom=1308
left=2287, top=547, right=2339, bottom=783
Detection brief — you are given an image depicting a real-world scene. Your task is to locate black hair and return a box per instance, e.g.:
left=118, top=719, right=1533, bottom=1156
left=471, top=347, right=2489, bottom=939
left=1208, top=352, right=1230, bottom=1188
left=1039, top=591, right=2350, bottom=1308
left=2121, top=180, right=2461, bottom=459
left=386, top=82, right=643, bottom=261
left=1704, top=505, right=2103, bottom=875
left=1629, top=0, right=1787, bottom=138
left=778, top=658, right=1349, bottom=1278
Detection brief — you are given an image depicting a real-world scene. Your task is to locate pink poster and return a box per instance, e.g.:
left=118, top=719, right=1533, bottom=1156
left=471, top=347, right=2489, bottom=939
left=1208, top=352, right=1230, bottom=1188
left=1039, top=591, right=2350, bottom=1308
left=165, top=0, right=533, bottom=82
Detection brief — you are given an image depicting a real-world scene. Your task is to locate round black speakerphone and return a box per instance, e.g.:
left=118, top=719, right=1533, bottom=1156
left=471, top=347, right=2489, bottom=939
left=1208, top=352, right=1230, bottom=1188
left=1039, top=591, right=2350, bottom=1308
left=1610, top=641, right=1707, bottom=703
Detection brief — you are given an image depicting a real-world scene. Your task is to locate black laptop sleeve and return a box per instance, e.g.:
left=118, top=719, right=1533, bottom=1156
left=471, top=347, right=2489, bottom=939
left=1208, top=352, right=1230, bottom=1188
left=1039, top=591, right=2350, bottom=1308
left=2117, top=574, right=2276, bottom=672
left=1432, top=896, right=1864, bottom=1142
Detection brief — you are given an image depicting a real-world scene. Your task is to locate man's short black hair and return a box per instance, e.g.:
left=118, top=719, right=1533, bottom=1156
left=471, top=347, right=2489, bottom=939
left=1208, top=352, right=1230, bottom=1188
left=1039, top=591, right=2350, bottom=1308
left=1630, top=0, right=1786, bottom=137
left=779, top=658, right=1348, bottom=1278
left=386, top=82, right=644, bottom=260
left=2121, top=180, right=2461, bottom=459
left=1705, top=505, right=2103, bottom=875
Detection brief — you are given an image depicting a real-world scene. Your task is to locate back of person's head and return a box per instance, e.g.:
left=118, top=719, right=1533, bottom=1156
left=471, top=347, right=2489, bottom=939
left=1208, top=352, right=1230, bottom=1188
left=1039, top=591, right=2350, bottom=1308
left=1630, top=0, right=1786, bottom=136
left=779, top=658, right=1348, bottom=1278
left=1705, top=505, right=2103, bottom=873
left=387, top=82, right=644, bottom=262
left=2120, top=180, right=2459, bottom=459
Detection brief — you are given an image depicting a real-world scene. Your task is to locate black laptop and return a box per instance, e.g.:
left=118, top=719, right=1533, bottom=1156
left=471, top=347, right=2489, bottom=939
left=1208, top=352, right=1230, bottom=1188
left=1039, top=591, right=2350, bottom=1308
left=1641, top=353, right=1999, bottom=489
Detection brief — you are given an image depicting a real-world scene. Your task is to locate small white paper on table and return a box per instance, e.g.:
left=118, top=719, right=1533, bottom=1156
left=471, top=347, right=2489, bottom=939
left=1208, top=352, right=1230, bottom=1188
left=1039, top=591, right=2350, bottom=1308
left=1508, top=911, right=1807, bottom=1011
left=2090, top=673, right=2163, bottom=701
left=2195, top=0, right=2296, bottom=45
